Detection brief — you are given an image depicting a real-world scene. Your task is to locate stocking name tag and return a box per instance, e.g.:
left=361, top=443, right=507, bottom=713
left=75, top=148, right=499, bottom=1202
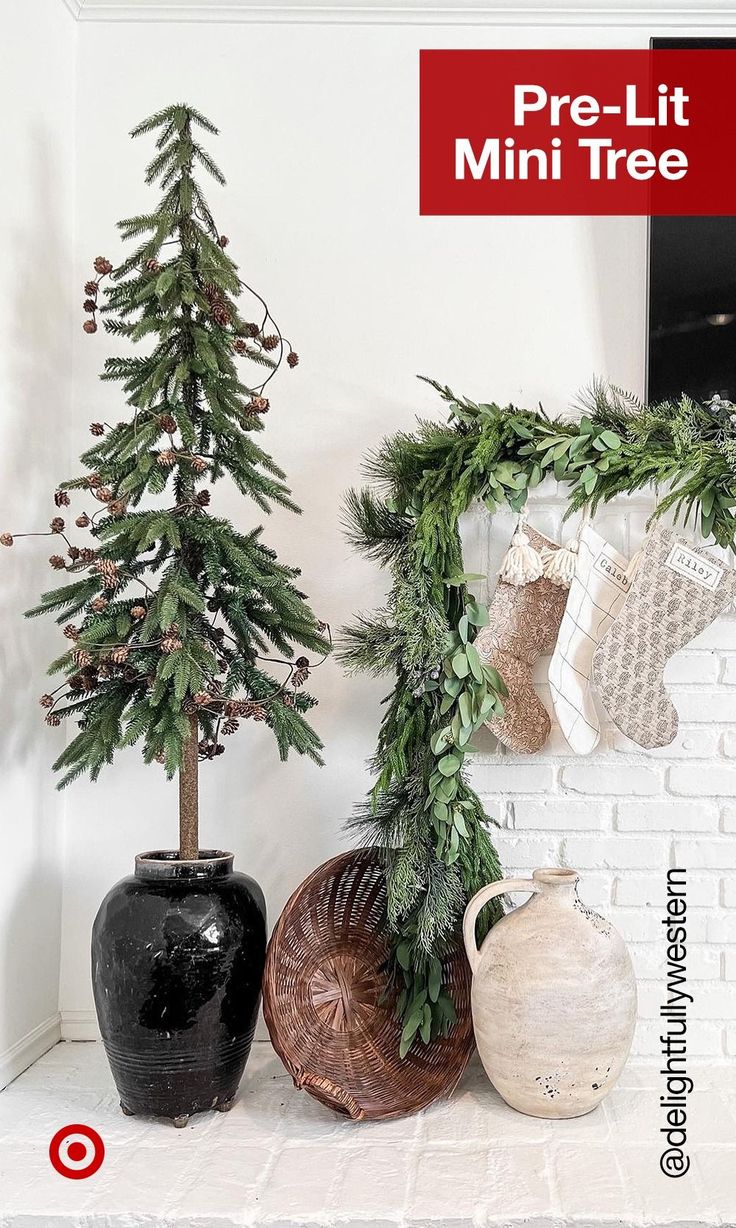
left=665, top=543, right=724, bottom=591
left=593, top=549, right=631, bottom=594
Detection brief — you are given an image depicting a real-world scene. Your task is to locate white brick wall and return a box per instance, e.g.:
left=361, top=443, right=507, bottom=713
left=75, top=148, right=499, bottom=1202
left=463, top=489, right=736, bottom=1058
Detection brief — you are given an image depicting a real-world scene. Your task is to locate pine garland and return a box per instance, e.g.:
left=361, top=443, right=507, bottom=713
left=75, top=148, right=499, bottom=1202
left=341, top=377, right=736, bottom=1054
left=3, top=103, right=328, bottom=808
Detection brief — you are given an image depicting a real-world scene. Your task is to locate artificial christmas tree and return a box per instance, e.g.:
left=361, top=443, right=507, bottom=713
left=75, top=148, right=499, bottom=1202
left=3, top=103, right=329, bottom=1123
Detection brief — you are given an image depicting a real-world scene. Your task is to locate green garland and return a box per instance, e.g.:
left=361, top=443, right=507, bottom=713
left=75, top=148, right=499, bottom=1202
left=340, top=379, right=736, bottom=1054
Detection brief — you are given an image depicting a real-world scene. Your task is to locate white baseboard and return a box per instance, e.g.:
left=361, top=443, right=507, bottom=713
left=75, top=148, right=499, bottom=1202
left=0, top=1013, right=61, bottom=1090
left=60, top=1009, right=269, bottom=1042
left=60, top=1010, right=101, bottom=1041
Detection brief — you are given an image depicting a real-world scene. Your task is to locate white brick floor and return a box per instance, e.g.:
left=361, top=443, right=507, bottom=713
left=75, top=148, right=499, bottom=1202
left=0, top=1042, right=735, bottom=1227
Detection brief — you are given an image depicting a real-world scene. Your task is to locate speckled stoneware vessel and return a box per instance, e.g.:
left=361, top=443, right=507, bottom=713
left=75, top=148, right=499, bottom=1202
left=463, top=868, right=637, bottom=1119
left=92, top=850, right=266, bottom=1126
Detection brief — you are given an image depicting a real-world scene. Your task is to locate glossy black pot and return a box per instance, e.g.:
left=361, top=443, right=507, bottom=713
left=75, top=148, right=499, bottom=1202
left=91, top=850, right=266, bottom=1126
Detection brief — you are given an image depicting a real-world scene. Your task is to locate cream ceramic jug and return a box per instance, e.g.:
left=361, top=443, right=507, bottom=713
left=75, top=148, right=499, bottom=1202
left=463, top=867, right=637, bottom=1119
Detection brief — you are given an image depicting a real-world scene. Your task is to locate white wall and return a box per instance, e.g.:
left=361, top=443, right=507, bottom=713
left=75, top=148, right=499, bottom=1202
left=56, top=14, right=736, bottom=1056
left=0, top=0, right=75, bottom=1084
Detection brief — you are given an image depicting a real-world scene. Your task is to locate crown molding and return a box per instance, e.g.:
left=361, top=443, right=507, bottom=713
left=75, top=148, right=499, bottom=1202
left=63, top=0, right=736, bottom=27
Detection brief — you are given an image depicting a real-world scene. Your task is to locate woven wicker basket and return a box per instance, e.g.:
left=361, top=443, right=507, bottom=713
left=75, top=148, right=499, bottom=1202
left=262, top=847, right=474, bottom=1121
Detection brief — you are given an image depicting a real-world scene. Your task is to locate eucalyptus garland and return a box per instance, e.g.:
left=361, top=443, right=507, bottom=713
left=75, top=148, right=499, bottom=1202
left=340, top=379, right=736, bottom=1055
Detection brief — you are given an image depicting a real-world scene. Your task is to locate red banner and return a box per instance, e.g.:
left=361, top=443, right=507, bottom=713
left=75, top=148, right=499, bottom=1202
left=419, top=50, right=736, bottom=215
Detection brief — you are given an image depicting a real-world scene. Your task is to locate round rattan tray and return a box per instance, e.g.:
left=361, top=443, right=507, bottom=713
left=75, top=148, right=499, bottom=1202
left=262, top=847, right=474, bottom=1121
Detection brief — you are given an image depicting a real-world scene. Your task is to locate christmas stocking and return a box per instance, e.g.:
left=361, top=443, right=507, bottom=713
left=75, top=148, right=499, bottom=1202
left=548, top=523, right=634, bottom=755
left=476, top=522, right=569, bottom=753
left=592, top=523, right=736, bottom=749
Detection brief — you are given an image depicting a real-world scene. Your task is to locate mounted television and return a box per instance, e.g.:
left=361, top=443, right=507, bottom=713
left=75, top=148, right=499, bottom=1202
left=647, top=38, right=736, bottom=405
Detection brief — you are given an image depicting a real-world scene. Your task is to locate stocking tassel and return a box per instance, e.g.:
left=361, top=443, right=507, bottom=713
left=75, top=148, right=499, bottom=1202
left=499, top=518, right=544, bottom=586
left=541, top=537, right=579, bottom=588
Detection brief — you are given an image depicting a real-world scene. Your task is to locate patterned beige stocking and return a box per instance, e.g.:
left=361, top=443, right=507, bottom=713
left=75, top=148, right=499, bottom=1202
left=592, top=523, right=736, bottom=749
left=476, top=525, right=568, bottom=754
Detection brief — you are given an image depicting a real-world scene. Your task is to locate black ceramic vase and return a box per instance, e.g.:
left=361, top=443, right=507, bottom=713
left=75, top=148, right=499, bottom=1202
left=92, top=850, right=266, bottom=1126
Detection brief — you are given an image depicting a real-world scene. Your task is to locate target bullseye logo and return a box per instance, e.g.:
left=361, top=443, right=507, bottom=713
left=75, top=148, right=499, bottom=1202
left=49, top=1124, right=105, bottom=1179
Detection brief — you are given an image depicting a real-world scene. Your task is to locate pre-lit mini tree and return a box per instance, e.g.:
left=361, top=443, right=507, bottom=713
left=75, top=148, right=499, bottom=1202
left=2, top=103, right=330, bottom=859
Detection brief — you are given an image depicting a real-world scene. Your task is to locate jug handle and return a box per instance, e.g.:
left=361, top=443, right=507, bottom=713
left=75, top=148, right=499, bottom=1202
left=463, top=879, right=540, bottom=974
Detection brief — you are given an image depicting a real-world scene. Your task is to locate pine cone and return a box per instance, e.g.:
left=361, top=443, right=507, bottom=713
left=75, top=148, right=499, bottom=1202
left=222, top=718, right=239, bottom=735
left=93, top=488, right=112, bottom=503
left=87, top=474, right=102, bottom=488
left=68, top=673, right=84, bottom=691
left=83, top=320, right=97, bottom=335
left=195, top=490, right=210, bottom=507
left=83, top=299, right=96, bottom=313
left=111, top=646, right=130, bottom=664
left=50, top=517, right=65, bottom=534
left=79, top=547, right=96, bottom=564
left=261, top=335, right=279, bottom=352
left=293, top=666, right=310, bottom=689
left=55, top=491, right=71, bottom=507
left=248, top=396, right=270, bottom=415
left=146, top=258, right=160, bottom=272
left=282, top=693, right=295, bottom=707
left=49, top=555, right=66, bottom=570
left=75, top=513, right=91, bottom=528
left=193, top=691, right=211, bottom=707
left=159, top=414, right=177, bottom=434
left=161, top=634, right=183, bottom=654
left=157, top=450, right=175, bottom=467
left=154, top=750, right=166, bottom=764
left=287, top=351, right=299, bottom=368
left=97, top=664, right=112, bottom=680
left=241, top=701, right=267, bottom=721
left=73, top=648, right=93, bottom=667
left=94, top=257, right=113, bottom=275
left=215, top=743, right=225, bottom=755
left=108, top=500, right=126, bottom=518
left=84, top=281, right=98, bottom=297
left=68, top=546, right=80, bottom=561
left=63, top=624, right=79, bottom=640
left=79, top=671, right=99, bottom=693
left=212, top=303, right=231, bottom=326
left=190, top=456, right=207, bottom=473
left=45, top=713, right=61, bottom=727
left=0, top=533, right=13, bottom=547
left=90, top=596, right=108, bottom=612
left=90, top=422, right=104, bottom=436
left=95, top=558, right=119, bottom=584
left=130, top=605, right=146, bottom=620
left=218, top=235, right=229, bottom=248
left=245, top=322, right=259, bottom=338
left=39, top=694, right=54, bottom=709
left=233, top=338, right=246, bottom=355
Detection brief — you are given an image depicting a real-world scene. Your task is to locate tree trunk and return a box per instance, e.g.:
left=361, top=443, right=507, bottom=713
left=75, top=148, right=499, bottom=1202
left=179, top=713, right=199, bottom=860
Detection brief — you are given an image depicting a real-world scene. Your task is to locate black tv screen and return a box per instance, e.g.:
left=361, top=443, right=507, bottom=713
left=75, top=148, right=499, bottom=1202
left=647, top=39, right=736, bottom=406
